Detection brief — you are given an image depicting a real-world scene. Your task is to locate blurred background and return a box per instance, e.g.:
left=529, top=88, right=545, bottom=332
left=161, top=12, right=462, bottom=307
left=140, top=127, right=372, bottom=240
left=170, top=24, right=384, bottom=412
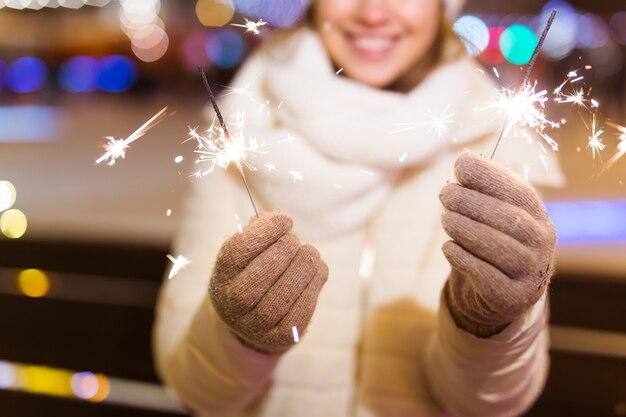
left=0, top=0, right=624, bottom=416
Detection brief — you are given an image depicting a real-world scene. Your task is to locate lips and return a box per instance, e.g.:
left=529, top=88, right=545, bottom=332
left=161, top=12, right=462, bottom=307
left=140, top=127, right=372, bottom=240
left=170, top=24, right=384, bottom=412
left=347, top=34, right=398, bottom=60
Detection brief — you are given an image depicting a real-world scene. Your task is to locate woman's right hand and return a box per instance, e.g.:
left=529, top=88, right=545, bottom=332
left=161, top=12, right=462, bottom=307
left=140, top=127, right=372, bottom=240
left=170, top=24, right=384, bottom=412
left=209, top=211, right=328, bottom=353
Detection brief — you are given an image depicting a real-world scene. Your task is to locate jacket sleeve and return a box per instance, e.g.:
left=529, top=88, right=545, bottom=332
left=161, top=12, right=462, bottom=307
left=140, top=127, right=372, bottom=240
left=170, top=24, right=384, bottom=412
left=423, top=290, right=550, bottom=417
left=152, top=170, right=280, bottom=415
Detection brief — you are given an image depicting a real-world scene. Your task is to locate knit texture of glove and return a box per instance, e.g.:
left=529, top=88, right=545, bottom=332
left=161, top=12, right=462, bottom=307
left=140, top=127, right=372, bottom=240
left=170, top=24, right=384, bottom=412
left=440, top=151, right=556, bottom=338
left=209, top=211, right=328, bottom=353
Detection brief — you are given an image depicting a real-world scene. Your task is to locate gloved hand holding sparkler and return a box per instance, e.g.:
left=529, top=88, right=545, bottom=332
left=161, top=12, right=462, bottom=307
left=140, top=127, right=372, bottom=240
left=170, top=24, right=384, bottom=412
left=440, top=151, right=557, bottom=338
left=209, top=211, right=328, bottom=353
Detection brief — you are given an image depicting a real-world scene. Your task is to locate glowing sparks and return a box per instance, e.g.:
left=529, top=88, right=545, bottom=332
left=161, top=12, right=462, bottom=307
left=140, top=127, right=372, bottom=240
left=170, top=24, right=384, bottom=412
left=231, top=18, right=267, bottom=35
left=166, top=254, right=191, bottom=279
left=292, top=326, right=300, bottom=342
left=359, top=169, right=375, bottom=176
left=594, top=121, right=626, bottom=176
left=587, top=114, right=605, bottom=161
left=264, top=163, right=277, bottom=172
left=399, top=153, right=408, bottom=163
left=288, top=170, right=303, bottom=183
left=166, top=209, right=172, bottom=217
left=392, top=105, right=455, bottom=138
left=188, top=112, right=263, bottom=176
left=96, top=106, right=168, bottom=166
left=480, top=82, right=559, bottom=151
left=335, top=68, right=344, bottom=75
left=556, top=88, right=587, bottom=108
left=174, top=155, right=184, bottom=163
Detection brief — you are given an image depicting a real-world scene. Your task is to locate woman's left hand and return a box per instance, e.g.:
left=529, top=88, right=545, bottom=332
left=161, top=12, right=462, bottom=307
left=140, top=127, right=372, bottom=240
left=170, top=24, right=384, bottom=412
left=439, top=151, right=557, bottom=337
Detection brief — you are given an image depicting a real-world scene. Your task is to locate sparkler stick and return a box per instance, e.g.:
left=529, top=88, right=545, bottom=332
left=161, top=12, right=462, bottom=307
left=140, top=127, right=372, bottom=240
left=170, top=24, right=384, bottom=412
left=198, top=67, right=260, bottom=217
left=489, top=9, right=557, bottom=160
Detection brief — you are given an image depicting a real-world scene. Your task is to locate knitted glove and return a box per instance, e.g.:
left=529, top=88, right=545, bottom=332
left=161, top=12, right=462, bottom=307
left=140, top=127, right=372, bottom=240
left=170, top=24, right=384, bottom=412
left=439, top=151, right=557, bottom=338
left=209, top=211, right=328, bottom=353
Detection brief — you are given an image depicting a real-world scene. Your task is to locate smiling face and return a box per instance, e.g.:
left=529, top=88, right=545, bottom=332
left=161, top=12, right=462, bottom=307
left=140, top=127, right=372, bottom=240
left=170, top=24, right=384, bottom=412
left=314, top=0, right=443, bottom=92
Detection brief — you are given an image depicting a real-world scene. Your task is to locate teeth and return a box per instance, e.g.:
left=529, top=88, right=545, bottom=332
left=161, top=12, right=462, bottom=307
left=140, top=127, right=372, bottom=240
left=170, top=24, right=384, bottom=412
left=353, top=37, right=392, bottom=52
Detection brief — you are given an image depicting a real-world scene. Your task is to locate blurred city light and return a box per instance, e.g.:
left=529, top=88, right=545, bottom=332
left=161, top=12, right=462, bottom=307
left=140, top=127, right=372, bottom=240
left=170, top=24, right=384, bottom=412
left=453, top=15, right=489, bottom=57
left=0, top=106, right=60, bottom=142
left=206, top=28, right=245, bottom=69
left=534, top=1, right=577, bottom=60
left=232, top=0, right=309, bottom=27
left=60, top=56, right=99, bottom=93
left=71, top=372, right=100, bottom=400
left=0, top=362, right=16, bottom=389
left=181, top=31, right=212, bottom=70
left=18, top=269, right=50, bottom=298
left=480, top=26, right=505, bottom=64
left=97, top=55, right=137, bottom=92
left=546, top=201, right=626, bottom=244
left=609, top=12, right=626, bottom=46
left=23, top=365, right=73, bottom=396
left=0, top=208, right=27, bottom=238
left=500, top=24, right=538, bottom=65
left=8, top=57, right=47, bottom=93
left=0, top=180, right=16, bottom=212
left=195, top=0, right=234, bottom=27
left=577, top=13, right=609, bottom=49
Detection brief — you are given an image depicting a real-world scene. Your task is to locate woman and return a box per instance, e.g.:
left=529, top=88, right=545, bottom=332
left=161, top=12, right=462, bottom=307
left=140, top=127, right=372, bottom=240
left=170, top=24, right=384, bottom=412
left=153, top=0, right=564, bottom=416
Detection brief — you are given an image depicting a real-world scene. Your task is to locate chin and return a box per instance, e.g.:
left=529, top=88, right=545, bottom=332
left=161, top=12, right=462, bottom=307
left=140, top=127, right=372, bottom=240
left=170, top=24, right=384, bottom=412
left=344, top=68, right=397, bottom=89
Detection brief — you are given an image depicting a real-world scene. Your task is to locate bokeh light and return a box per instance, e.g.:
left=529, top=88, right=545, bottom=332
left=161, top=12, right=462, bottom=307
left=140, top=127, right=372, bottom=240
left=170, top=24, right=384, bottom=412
left=0, top=60, right=8, bottom=91
left=232, top=0, right=308, bottom=27
left=71, top=372, right=99, bottom=400
left=131, top=24, right=169, bottom=62
left=0, top=208, right=27, bottom=238
left=23, top=365, right=72, bottom=396
left=18, top=269, right=50, bottom=298
left=59, top=56, right=99, bottom=93
left=206, top=28, right=245, bottom=69
left=0, top=361, right=16, bottom=389
left=453, top=15, right=489, bottom=57
left=500, top=24, right=538, bottom=65
left=97, top=55, right=137, bottom=92
left=195, top=0, right=234, bottom=27
left=480, top=27, right=505, bottom=65
left=8, top=57, right=48, bottom=93
left=0, top=180, right=16, bottom=211
left=609, top=12, right=626, bottom=46
left=181, top=31, right=212, bottom=70
left=576, top=13, right=609, bottom=49
left=585, top=42, right=623, bottom=76
left=534, top=1, right=577, bottom=60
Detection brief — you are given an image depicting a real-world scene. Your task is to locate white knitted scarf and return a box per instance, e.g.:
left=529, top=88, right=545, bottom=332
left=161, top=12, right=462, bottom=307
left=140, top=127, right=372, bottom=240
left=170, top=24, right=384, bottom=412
left=216, top=27, right=500, bottom=240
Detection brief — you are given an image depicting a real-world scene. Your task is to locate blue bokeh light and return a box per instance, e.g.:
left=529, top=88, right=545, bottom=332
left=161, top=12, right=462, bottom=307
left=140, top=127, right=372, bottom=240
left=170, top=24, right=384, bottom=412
left=453, top=15, right=489, bottom=57
left=0, top=60, right=9, bottom=91
left=97, top=55, right=137, bottom=93
left=233, top=0, right=308, bottom=27
left=534, top=1, right=577, bottom=60
left=60, top=56, right=99, bottom=93
left=206, top=29, right=246, bottom=69
left=546, top=200, right=626, bottom=244
left=8, top=57, right=48, bottom=93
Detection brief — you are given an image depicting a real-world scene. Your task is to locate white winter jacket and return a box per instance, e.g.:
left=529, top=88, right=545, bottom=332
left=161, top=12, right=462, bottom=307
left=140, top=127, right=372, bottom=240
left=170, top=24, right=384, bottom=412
left=153, top=27, right=564, bottom=417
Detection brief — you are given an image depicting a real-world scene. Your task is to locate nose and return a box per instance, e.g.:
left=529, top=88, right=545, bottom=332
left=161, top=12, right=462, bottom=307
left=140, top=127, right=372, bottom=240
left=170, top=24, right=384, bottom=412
left=356, top=0, right=392, bottom=26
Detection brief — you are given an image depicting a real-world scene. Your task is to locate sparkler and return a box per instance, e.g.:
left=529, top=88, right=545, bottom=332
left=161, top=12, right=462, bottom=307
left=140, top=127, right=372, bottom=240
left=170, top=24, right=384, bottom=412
left=586, top=113, right=605, bottom=162
left=166, top=254, right=191, bottom=279
left=231, top=18, right=267, bottom=35
left=593, top=121, right=626, bottom=176
left=392, top=105, right=455, bottom=138
left=198, top=67, right=260, bottom=216
left=96, top=106, right=168, bottom=166
left=488, top=9, right=557, bottom=160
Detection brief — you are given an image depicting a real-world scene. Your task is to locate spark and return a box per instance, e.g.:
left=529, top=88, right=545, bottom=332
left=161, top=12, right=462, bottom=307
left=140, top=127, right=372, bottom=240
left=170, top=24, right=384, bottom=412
left=587, top=114, right=605, bottom=161
left=585, top=65, right=592, bottom=70
left=166, top=254, right=191, bottom=279
left=492, top=67, right=500, bottom=79
left=264, top=163, right=277, bottom=172
left=292, top=326, right=300, bottom=342
left=391, top=105, right=455, bottom=137
left=166, top=209, right=172, bottom=217
left=188, top=115, right=263, bottom=175
left=591, top=99, right=599, bottom=108
left=359, top=169, right=375, bottom=176
left=288, top=170, right=303, bottom=183
left=479, top=82, right=560, bottom=151
left=231, top=18, right=267, bottom=35
left=488, top=9, right=557, bottom=160
left=278, top=133, right=296, bottom=143
left=594, top=121, right=626, bottom=176
left=174, top=155, right=184, bottom=163
left=96, top=106, right=168, bottom=166
left=556, top=88, right=587, bottom=108
left=336, top=68, right=343, bottom=75
left=399, top=153, right=408, bottom=163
